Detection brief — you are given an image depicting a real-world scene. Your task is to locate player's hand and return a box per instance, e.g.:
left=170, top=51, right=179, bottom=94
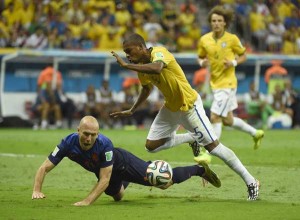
left=199, top=58, right=209, bottom=68
left=111, top=51, right=128, bottom=68
left=73, top=200, right=91, bottom=206
left=32, top=191, right=46, bottom=199
left=224, top=59, right=234, bottom=68
left=110, top=109, right=133, bottom=118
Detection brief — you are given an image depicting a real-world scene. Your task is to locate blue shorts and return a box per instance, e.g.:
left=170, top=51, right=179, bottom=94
left=104, top=148, right=152, bottom=196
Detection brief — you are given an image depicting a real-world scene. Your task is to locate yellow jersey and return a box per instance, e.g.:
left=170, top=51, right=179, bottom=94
left=197, top=31, right=246, bottom=89
left=138, top=46, right=198, bottom=112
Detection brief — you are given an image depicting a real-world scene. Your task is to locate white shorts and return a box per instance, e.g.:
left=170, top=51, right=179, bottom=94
left=147, top=95, right=217, bottom=146
left=210, top=88, right=238, bottom=117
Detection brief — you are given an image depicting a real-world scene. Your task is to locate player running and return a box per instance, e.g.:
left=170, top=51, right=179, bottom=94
left=196, top=5, right=264, bottom=157
left=110, top=33, right=260, bottom=200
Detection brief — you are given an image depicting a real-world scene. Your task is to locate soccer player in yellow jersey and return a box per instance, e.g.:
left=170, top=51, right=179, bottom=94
left=197, top=6, right=264, bottom=150
left=111, top=33, right=259, bottom=200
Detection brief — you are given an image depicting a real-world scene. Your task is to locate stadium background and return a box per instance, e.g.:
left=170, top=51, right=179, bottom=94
left=0, top=0, right=300, bottom=124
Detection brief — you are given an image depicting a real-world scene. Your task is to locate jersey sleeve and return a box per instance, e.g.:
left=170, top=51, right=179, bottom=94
left=48, top=139, right=68, bottom=165
left=48, top=134, right=73, bottom=165
left=197, top=37, right=206, bottom=58
left=151, top=47, right=171, bottom=65
left=98, top=135, right=115, bottom=168
left=232, top=34, right=246, bottom=55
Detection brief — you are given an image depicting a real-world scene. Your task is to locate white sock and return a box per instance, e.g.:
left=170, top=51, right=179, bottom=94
left=212, top=122, right=222, bottom=139
left=232, top=117, right=256, bottom=136
left=41, top=120, right=48, bottom=129
left=209, top=143, right=256, bottom=185
left=147, top=133, right=194, bottom=153
left=56, top=120, right=62, bottom=127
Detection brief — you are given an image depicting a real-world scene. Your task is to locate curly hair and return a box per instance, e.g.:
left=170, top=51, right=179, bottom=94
left=207, top=5, right=234, bottom=29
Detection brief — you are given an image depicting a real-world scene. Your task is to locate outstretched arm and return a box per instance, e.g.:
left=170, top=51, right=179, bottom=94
left=111, top=51, right=164, bottom=74
left=110, top=84, right=153, bottom=118
left=32, top=158, right=56, bottom=199
left=73, top=165, right=113, bottom=206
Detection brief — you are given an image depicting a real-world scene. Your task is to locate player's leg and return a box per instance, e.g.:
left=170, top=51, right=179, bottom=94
left=172, top=162, right=221, bottom=188
left=224, top=111, right=264, bottom=149
left=184, top=96, right=259, bottom=199
left=104, top=173, right=126, bottom=201
left=212, top=88, right=264, bottom=149
left=210, top=89, right=230, bottom=139
left=145, top=106, right=197, bottom=154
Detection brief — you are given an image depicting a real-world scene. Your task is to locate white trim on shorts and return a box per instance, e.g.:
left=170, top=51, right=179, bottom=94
left=147, top=95, right=217, bottom=146
left=210, top=88, right=238, bottom=117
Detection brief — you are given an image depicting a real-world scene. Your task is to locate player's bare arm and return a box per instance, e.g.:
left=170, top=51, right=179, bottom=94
left=110, top=84, right=152, bottom=118
left=32, top=158, right=55, bottom=200
left=198, top=57, right=209, bottom=68
left=224, top=53, right=247, bottom=68
left=111, top=51, right=164, bottom=74
left=73, top=165, right=112, bottom=206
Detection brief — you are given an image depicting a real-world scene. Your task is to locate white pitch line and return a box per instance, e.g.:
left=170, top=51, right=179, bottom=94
left=0, top=153, right=44, bottom=158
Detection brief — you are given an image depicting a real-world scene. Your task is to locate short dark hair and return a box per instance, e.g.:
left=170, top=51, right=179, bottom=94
left=208, top=5, right=234, bottom=29
left=123, top=33, right=146, bottom=47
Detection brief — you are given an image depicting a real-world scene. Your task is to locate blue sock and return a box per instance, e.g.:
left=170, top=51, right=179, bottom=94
left=172, top=166, right=204, bottom=184
left=122, top=181, right=130, bottom=189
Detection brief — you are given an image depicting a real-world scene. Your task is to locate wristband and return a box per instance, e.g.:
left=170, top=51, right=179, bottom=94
left=232, top=59, right=237, bottom=67
left=198, top=59, right=204, bottom=66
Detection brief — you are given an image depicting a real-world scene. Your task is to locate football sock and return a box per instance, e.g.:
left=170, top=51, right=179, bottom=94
left=122, top=181, right=130, bottom=189
left=209, top=143, right=255, bottom=185
left=172, top=166, right=204, bottom=184
left=148, top=133, right=194, bottom=152
left=212, top=122, right=222, bottom=139
left=232, top=117, right=256, bottom=136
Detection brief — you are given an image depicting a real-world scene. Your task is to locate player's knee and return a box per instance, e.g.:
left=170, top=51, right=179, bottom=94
left=145, top=144, right=156, bottom=152
left=210, top=114, right=221, bottom=123
left=222, top=118, right=233, bottom=126
left=113, top=191, right=124, bottom=202
left=145, top=140, right=158, bottom=152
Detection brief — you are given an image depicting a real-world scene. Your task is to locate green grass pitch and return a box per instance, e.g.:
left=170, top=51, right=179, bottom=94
left=0, top=128, right=299, bottom=220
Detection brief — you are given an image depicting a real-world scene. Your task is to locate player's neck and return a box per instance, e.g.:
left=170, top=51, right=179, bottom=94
left=213, top=30, right=225, bottom=40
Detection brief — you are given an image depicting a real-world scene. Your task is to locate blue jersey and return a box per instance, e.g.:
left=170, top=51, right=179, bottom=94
left=48, top=133, right=114, bottom=177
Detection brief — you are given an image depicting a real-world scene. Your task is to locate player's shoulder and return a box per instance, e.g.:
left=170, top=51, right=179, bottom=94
left=224, top=31, right=240, bottom=40
left=97, top=134, right=113, bottom=146
left=151, top=46, right=169, bottom=54
left=200, top=32, right=213, bottom=40
left=63, top=133, right=79, bottom=144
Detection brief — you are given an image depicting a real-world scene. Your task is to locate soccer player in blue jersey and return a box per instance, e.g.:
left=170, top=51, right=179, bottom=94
left=32, top=116, right=220, bottom=206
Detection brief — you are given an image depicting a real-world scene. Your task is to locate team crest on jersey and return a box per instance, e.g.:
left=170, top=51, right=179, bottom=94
left=105, top=151, right=113, bottom=161
left=154, top=52, right=164, bottom=59
left=221, top=42, right=227, bottom=48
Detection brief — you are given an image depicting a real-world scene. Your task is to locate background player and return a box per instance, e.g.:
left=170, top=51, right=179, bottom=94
left=197, top=6, right=264, bottom=162
left=32, top=116, right=220, bottom=206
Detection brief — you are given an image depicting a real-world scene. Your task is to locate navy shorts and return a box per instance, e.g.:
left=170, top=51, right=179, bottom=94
left=105, top=148, right=152, bottom=196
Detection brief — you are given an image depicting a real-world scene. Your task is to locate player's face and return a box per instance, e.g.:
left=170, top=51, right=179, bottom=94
left=78, top=127, right=98, bottom=151
left=123, top=43, right=144, bottom=64
left=210, top=14, right=226, bottom=33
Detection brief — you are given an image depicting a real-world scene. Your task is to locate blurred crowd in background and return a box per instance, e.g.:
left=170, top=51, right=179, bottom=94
left=1, top=0, right=300, bottom=54
left=1, top=0, right=300, bottom=130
